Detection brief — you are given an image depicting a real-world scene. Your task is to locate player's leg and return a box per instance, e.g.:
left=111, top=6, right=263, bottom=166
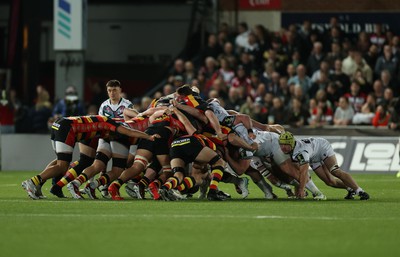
left=324, top=155, right=369, bottom=200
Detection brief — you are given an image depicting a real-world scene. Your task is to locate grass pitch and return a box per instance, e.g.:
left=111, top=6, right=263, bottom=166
left=0, top=171, right=399, bottom=257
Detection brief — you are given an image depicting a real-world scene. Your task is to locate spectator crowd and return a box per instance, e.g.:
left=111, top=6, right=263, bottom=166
left=1, top=17, right=399, bottom=134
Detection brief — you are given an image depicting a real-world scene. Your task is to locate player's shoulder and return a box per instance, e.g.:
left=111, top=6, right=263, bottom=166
left=121, top=98, right=133, bottom=107
left=99, top=99, right=110, bottom=107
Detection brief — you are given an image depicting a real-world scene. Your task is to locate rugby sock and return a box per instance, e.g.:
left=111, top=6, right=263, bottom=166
left=111, top=179, right=124, bottom=190
left=355, top=187, right=364, bottom=195
left=256, top=178, right=274, bottom=198
left=75, top=173, right=88, bottom=186
left=177, top=176, right=195, bottom=193
left=91, top=174, right=110, bottom=189
left=138, top=176, right=151, bottom=188
left=221, top=171, right=241, bottom=185
left=163, top=177, right=179, bottom=190
left=56, top=162, right=80, bottom=188
left=209, top=166, right=224, bottom=190
left=187, top=185, right=199, bottom=194
left=152, top=178, right=162, bottom=188
left=273, top=180, right=293, bottom=191
left=31, top=175, right=43, bottom=186
left=305, top=179, right=321, bottom=195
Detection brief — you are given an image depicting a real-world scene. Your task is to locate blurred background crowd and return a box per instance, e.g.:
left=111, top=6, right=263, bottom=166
left=0, top=1, right=399, bottom=134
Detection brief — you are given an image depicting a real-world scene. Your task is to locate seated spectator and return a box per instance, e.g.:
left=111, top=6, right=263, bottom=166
left=309, top=99, right=333, bottom=127
left=380, top=69, right=397, bottom=97
left=333, top=96, right=355, bottom=126
left=354, top=51, right=373, bottom=85
left=344, top=80, right=367, bottom=113
left=370, top=24, right=386, bottom=52
left=268, top=97, right=286, bottom=124
left=140, top=96, right=152, bottom=112
left=231, top=65, right=252, bottom=94
left=372, top=79, right=385, bottom=104
left=218, top=41, right=238, bottom=69
left=352, top=102, right=375, bottom=125
left=309, top=71, right=331, bottom=98
left=342, top=48, right=358, bottom=77
left=51, top=85, right=85, bottom=120
left=356, top=31, right=371, bottom=54
left=310, top=60, right=333, bottom=84
left=260, top=61, right=275, bottom=86
left=352, top=69, right=371, bottom=94
left=209, top=77, right=228, bottom=100
left=235, top=22, right=251, bottom=53
left=250, top=99, right=268, bottom=124
left=363, top=44, right=379, bottom=69
left=288, top=64, right=312, bottom=95
left=276, top=76, right=291, bottom=106
left=285, top=98, right=309, bottom=127
left=183, top=61, right=197, bottom=84
left=329, top=59, right=351, bottom=96
left=325, top=42, right=345, bottom=67
left=388, top=98, right=400, bottom=131
left=162, top=84, right=174, bottom=96
left=381, top=88, right=398, bottom=113
left=224, top=86, right=244, bottom=112
left=243, top=32, right=262, bottom=69
left=374, top=45, right=399, bottom=79
left=0, top=90, right=15, bottom=134
left=215, top=57, right=235, bottom=87
left=372, top=103, right=391, bottom=127
left=266, top=71, right=280, bottom=95
left=306, top=41, right=326, bottom=76
left=292, top=84, right=309, bottom=106
left=172, top=75, right=185, bottom=89
left=31, top=86, right=53, bottom=133
left=286, top=63, right=297, bottom=80
left=200, top=33, right=222, bottom=64
left=326, top=82, right=341, bottom=108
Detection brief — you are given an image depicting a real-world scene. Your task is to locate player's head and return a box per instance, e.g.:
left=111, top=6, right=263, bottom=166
left=176, top=84, right=193, bottom=96
left=106, top=79, right=121, bottom=88
left=278, top=131, right=295, bottom=153
left=106, top=79, right=122, bottom=101
left=155, top=97, right=170, bottom=107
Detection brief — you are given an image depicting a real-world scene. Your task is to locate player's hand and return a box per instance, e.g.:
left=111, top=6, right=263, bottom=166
left=296, top=190, right=306, bottom=199
left=251, top=142, right=259, bottom=151
left=170, top=99, right=179, bottom=107
left=217, top=132, right=227, bottom=141
left=169, top=106, right=177, bottom=112
left=148, top=134, right=161, bottom=141
left=248, top=131, right=256, bottom=140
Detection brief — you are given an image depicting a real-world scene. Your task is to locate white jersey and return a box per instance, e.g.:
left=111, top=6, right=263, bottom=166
left=290, top=137, right=335, bottom=170
left=208, top=100, right=229, bottom=122
left=208, top=100, right=237, bottom=128
left=98, top=98, right=133, bottom=118
left=253, top=130, right=289, bottom=165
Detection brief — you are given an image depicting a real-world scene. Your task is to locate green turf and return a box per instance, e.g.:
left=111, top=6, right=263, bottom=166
left=0, top=171, right=399, bottom=257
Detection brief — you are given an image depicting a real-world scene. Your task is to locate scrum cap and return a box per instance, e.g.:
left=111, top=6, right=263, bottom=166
left=278, top=131, right=295, bottom=148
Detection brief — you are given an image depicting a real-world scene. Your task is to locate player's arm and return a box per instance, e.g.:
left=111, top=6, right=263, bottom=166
left=224, top=153, right=250, bottom=176
left=169, top=106, right=197, bottom=135
left=116, top=125, right=159, bottom=141
left=170, top=99, right=208, bottom=124
left=123, top=108, right=139, bottom=121
left=139, top=106, right=167, bottom=117
left=297, top=163, right=309, bottom=199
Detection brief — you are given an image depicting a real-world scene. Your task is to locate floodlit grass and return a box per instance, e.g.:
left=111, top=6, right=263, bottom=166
left=0, top=171, right=399, bottom=257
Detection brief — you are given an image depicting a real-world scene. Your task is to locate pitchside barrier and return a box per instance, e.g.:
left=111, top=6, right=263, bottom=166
left=0, top=126, right=399, bottom=173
